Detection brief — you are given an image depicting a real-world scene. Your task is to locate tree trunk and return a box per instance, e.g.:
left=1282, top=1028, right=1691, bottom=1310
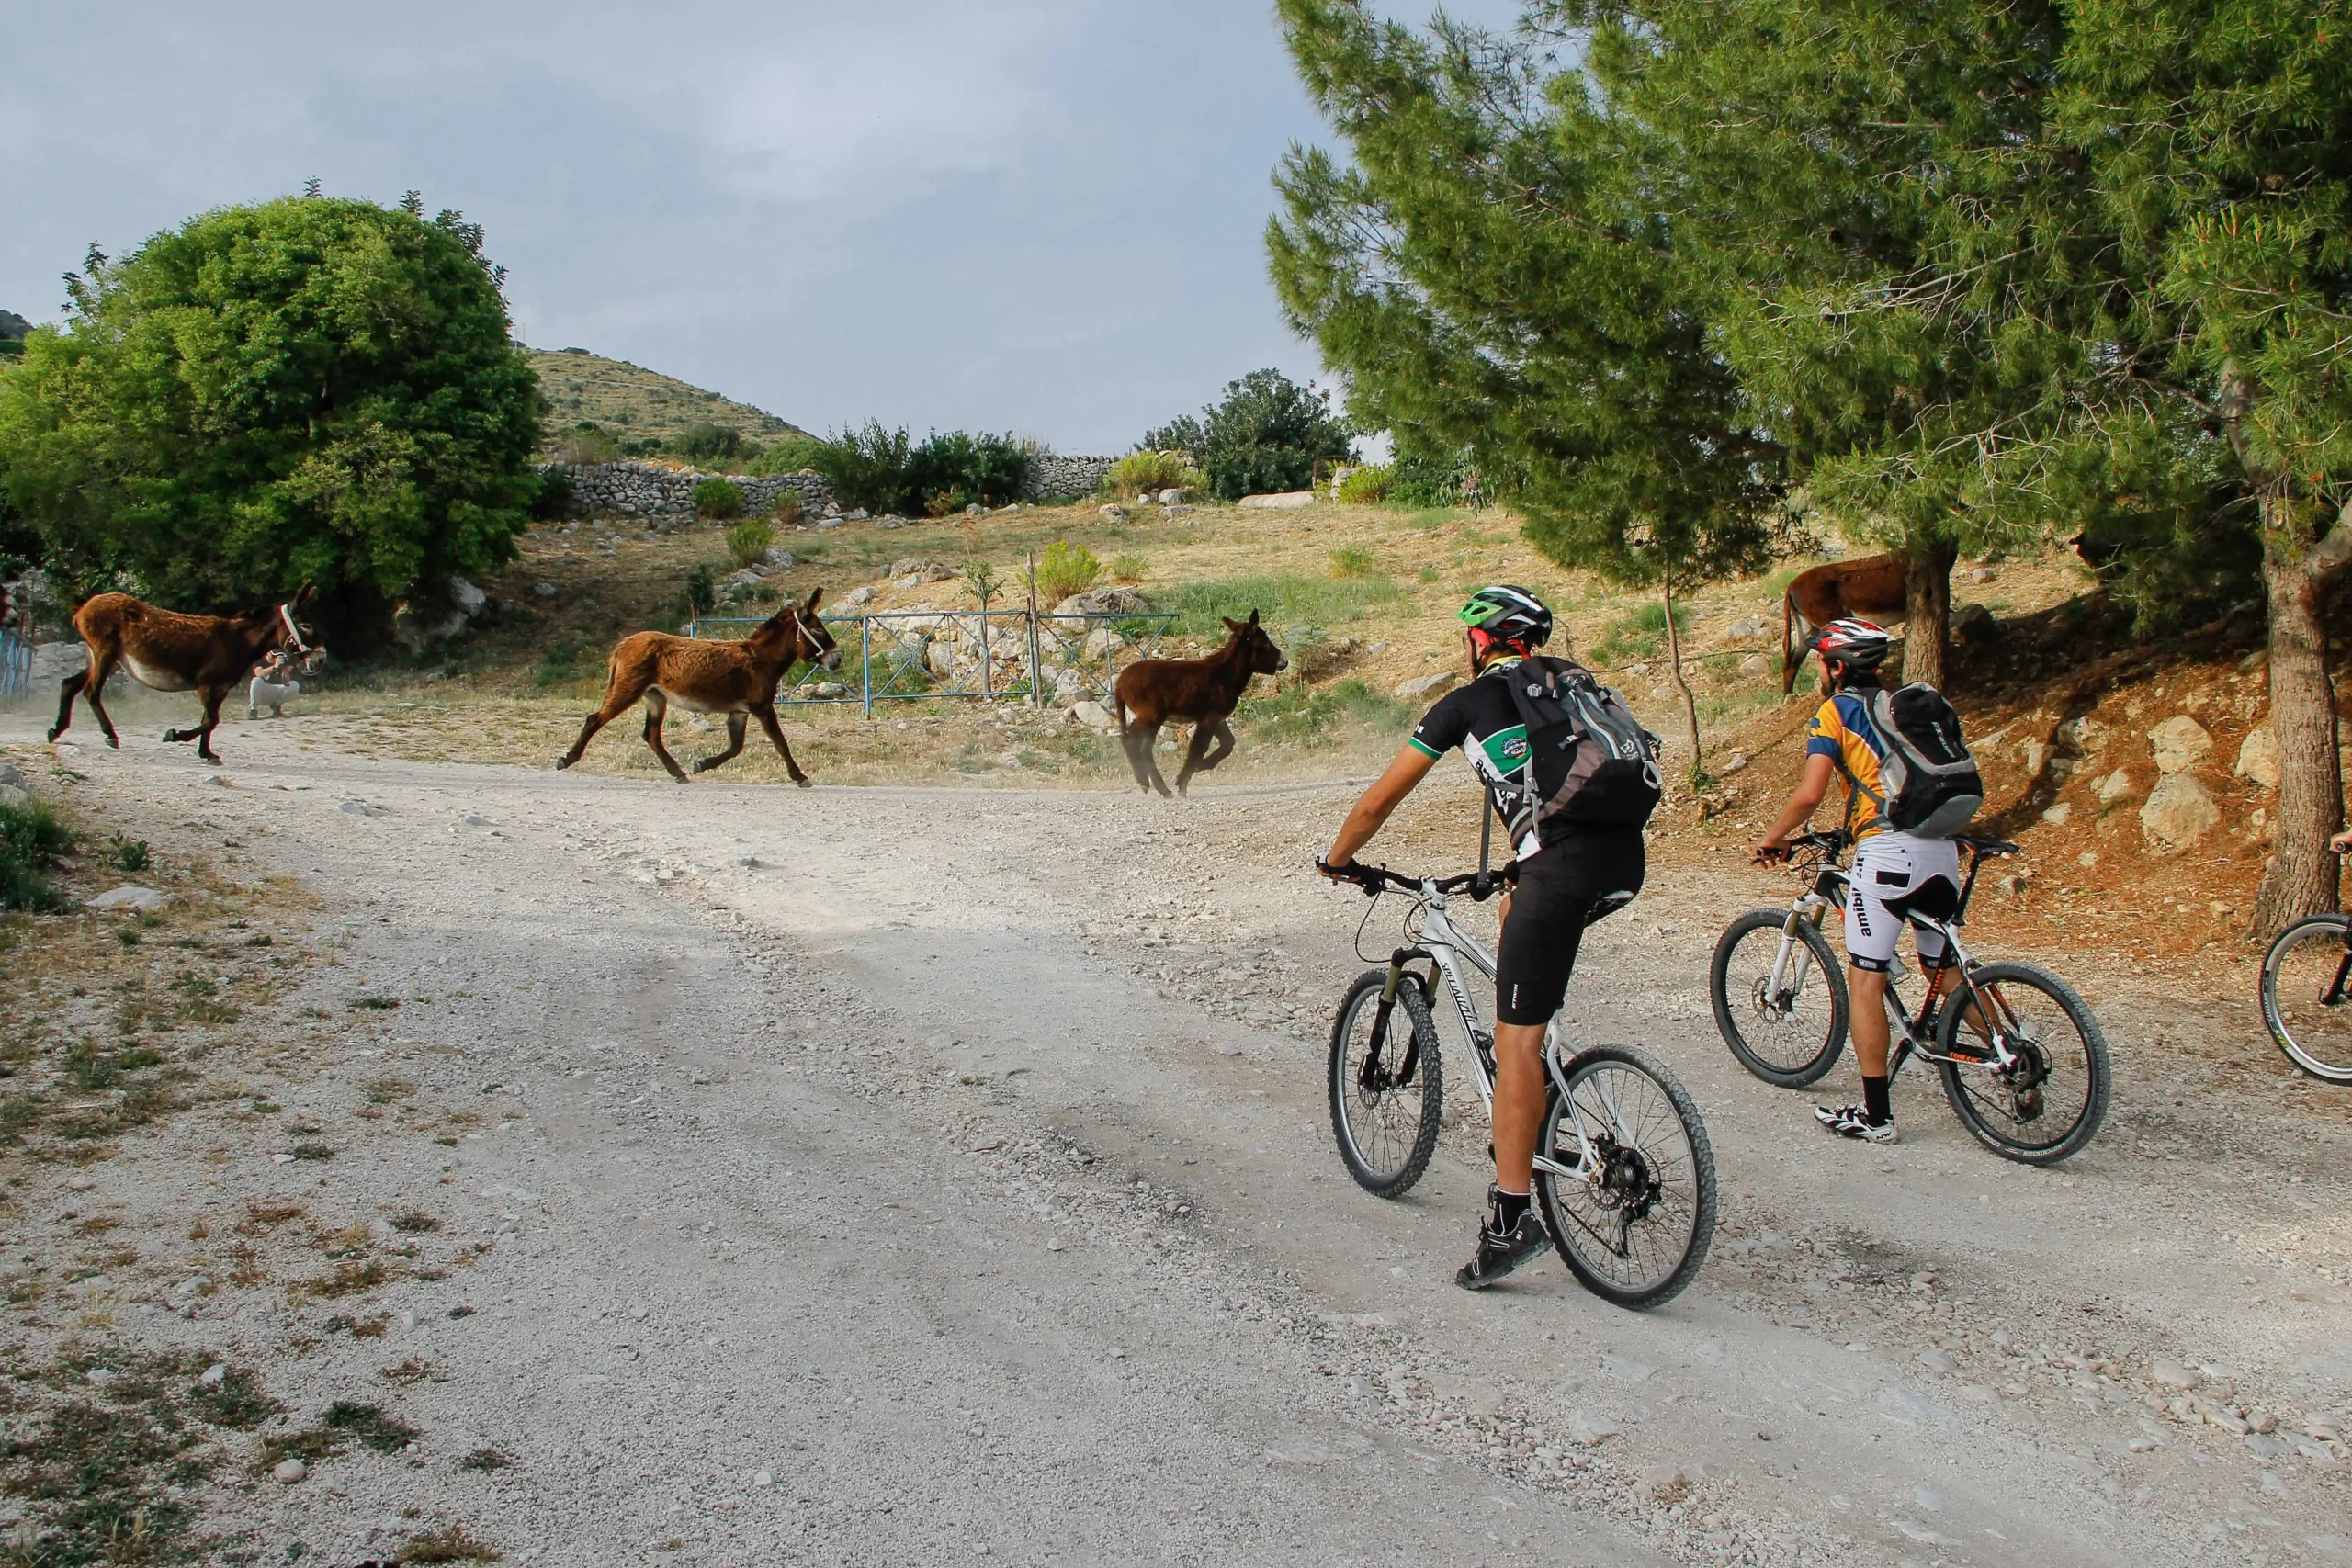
left=2255, top=522, right=2346, bottom=935
left=1662, top=575, right=1704, bottom=784
left=1901, top=536, right=1959, bottom=688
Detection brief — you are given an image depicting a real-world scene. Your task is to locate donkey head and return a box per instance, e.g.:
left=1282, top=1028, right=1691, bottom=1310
left=264, top=582, right=327, bottom=674
left=786, top=588, right=842, bottom=671
left=1222, top=609, right=1287, bottom=677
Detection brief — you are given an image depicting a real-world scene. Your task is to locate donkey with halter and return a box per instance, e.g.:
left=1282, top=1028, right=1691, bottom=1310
left=50, top=585, right=324, bottom=764
left=557, top=589, right=842, bottom=784
left=1112, top=610, right=1287, bottom=797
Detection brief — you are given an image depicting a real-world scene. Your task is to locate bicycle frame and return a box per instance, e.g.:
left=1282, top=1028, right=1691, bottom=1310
left=1374, top=879, right=1620, bottom=1186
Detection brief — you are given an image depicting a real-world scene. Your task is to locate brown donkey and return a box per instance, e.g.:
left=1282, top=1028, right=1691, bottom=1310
left=1113, top=610, right=1287, bottom=796
left=51, top=585, right=323, bottom=764
left=1781, top=554, right=1908, bottom=693
left=557, top=589, right=841, bottom=784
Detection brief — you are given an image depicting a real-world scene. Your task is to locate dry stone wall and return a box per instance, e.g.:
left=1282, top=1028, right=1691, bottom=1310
left=1022, top=456, right=1117, bottom=501
left=543, top=462, right=836, bottom=520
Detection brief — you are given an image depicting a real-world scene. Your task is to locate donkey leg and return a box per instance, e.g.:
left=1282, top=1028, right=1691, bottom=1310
left=49, top=668, right=86, bottom=742
left=1177, top=716, right=1237, bottom=795
left=193, top=685, right=231, bottom=764
left=558, top=674, right=649, bottom=770
left=753, top=704, right=812, bottom=787
left=82, top=658, right=121, bottom=748
left=693, top=712, right=750, bottom=775
left=1137, top=724, right=1175, bottom=798
left=640, top=692, right=691, bottom=783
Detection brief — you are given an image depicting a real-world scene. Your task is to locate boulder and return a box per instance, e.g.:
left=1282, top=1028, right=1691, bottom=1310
left=2235, top=724, right=2280, bottom=790
left=2148, top=714, right=2213, bottom=774
left=2056, top=715, right=2109, bottom=753
left=888, top=558, right=955, bottom=583
left=0, top=784, right=28, bottom=810
left=449, top=577, right=489, bottom=615
left=2141, top=773, right=2220, bottom=852
left=1953, top=602, right=1996, bottom=643
left=1726, top=616, right=1769, bottom=640
left=1396, top=671, right=1457, bottom=700
left=1055, top=588, right=1149, bottom=617
left=840, top=586, right=876, bottom=608
left=87, top=886, right=167, bottom=913
left=1157, top=488, right=1194, bottom=505
left=1237, top=491, right=1317, bottom=510
left=1099, top=505, right=1131, bottom=523
left=1737, top=652, right=1772, bottom=679
left=762, top=547, right=797, bottom=569
left=1070, top=700, right=1119, bottom=732
left=2096, top=769, right=2135, bottom=804
left=0, top=763, right=21, bottom=787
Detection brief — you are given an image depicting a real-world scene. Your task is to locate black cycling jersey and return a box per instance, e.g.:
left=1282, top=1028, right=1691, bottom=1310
left=1410, top=659, right=1646, bottom=860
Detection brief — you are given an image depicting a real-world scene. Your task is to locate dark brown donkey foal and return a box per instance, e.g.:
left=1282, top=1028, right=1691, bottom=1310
left=50, top=586, right=323, bottom=764
left=557, top=589, right=841, bottom=784
left=1113, top=610, right=1287, bottom=796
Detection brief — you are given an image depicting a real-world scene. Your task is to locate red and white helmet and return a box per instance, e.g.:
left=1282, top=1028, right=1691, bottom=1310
left=1808, top=617, right=1891, bottom=671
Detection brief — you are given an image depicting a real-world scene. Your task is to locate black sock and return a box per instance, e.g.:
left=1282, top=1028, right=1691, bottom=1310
left=1490, top=1186, right=1531, bottom=1230
left=1862, top=1075, right=1892, bottom=1127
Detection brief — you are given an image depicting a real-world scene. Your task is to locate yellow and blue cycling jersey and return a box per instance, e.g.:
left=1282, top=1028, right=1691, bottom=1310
left=1806, top=692, right=1891, bottom=841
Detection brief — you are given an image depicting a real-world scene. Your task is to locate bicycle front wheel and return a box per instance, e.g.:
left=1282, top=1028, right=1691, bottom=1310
left=1328, top=970, right=1443, bottom=1198
left=1534, top=1044, right=1715, bottom=1309
left=1711, top=909, right=1848, bottom=1086
left=1936, top=962, right=2109, bottom=1164
left=2261, top=915, right=2352, bottom=1085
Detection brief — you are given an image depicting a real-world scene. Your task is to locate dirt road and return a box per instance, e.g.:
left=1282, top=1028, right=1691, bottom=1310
left=6, top=710, right=2349, bottom=1567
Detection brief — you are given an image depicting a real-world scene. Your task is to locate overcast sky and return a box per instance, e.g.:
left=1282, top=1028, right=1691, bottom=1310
left=1, top=1, right=1521, bottom=454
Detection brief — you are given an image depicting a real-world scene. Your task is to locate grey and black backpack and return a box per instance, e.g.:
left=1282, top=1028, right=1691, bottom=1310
left=1497, top=657, right=1664, bottom=840
left=1859, top=683, right=1984, bottom=838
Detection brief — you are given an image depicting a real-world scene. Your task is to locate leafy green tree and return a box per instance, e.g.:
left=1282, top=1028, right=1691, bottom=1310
left=1270, top=3, right=1777, bottom=770
left=0, top=195, right=539, bottom=640
left=674, top=422, right=745, bottom=465
left=1144, top=368, right=1352, bottom=502
left=2056, top=0, right=2352, bottom=930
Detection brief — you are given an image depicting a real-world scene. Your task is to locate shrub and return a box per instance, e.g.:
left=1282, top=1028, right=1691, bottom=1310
left=0, top=800, right=74, bottom=913
left=774, top=494, right=805, bottom=526
left=807, top=421, right=916, bottom=513
left=1391, top=447, right=1473, bottom=506
left=1111, top=554, right=1149, bottom=583
left=1329, top=546, right=1375, bottom=578
left=1035, top=541, right=1102, bottom=603
left=743, top=436, right=828, bottom=477
left=104, top=833, right=149, bottom=874
left=1106, top=451, right=1208, bottom=500
left=1336, top=464, right=1394, bottom=503
left=550, top=423, right=622, bottom=467
left=527, top=471, right=575, bottom=522
left=674, top=422, right=746, bottom=465
left=802, top=423, right=1031, bottom=515
left=724, top=518, right=775, bottom=568
left=693, top=479, right=745, bottom=521
left=1143, top=368, right=1353, bottom=502
left=684, top=562, right=718, bottom=616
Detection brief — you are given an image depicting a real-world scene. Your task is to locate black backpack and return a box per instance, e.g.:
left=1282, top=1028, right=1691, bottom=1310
left=1496, top=657, right=1664, bottom=840
left=1858, top=683, right=1983, bottom=838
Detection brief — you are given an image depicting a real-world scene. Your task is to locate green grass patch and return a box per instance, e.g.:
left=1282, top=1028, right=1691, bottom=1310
left=1591, top=600, right=1695, bottom=667
left=1238, top=678, right=1417, bottom=747
left=1149, top=574, right=1407, bottom=640
left=0, top=800, right=74, bottom=913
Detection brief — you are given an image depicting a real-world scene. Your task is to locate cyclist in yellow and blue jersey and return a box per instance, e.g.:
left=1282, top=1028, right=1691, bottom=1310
left=1753, top=619, right=1963, bottom=1145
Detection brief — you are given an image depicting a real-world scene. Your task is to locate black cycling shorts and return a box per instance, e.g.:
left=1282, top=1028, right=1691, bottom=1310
left=1494, top=832, right=1645, bottom=1026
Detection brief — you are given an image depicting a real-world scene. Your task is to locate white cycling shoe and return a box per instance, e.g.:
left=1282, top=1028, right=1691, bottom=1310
left=1815, top=1103, right=1898, bottom=1145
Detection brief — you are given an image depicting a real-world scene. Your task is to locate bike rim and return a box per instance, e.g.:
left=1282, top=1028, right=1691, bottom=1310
left=1546, top=1061, right=1702, bottom=1297
left=1335, top=988, right=1426, bottom=1184
left=1724, top=922, right=1838, bottom=1075
left=1944, top=977, right=2096, bottom=1149
left=2265, top=922, right=2352, bottom=1081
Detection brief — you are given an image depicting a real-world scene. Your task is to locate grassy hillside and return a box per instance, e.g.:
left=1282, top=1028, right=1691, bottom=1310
left=526, top=346, right=808, bottom=450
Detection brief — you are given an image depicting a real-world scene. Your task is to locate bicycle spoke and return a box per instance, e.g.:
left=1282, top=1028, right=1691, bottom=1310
left=2265, top=921, right=2352, bottom=1082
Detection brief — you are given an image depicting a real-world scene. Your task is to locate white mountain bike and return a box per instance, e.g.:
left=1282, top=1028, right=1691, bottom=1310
left=1321, top=863, right=1715, bottom=1309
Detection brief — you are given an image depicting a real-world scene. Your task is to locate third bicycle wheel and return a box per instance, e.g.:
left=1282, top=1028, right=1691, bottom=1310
left=1936, top=962, right=2109, bottom=1164
left=1711, top=909, right=1848, bottom=1086
left=1534, top=1044, right=1715, bottom=1309
left=2260, top=915, right=2352, bottom=1084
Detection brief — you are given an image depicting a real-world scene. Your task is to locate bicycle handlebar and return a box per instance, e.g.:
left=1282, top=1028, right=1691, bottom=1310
left=1318, top=860, right=1513, bottom=901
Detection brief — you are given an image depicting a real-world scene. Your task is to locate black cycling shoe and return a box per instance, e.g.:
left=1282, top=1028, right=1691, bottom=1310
left=1454, top=1210, right=1550, bottom=1291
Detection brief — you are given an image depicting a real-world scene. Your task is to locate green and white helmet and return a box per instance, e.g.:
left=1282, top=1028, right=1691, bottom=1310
left=1456, top=584, right=1553, bottom=648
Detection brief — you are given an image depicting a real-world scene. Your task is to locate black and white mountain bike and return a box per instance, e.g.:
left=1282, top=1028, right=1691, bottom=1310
left=1321, top=863, right=1715, bottom=1310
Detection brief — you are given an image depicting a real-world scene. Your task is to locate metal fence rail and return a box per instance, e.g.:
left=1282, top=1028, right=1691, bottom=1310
left=0, top=627, right=29, bottom=702
left=682, top=607, right=1177, bottom=718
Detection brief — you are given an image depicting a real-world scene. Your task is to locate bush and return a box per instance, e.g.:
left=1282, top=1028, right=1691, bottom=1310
left=1329, top=546, right=1375, bottom=578
left=1391, top=448, right=1474, bottom=507
left=1336, top=464, right=1394, bottom=503
left=801, top=423, right=1031, bottom=515
left=807, top=422, right=916, bottom=513
left=774, top=494, right=805, bottom=526
left=675, top=422, right=746, bottom=466
left=528, top=471, right=576, bottom=522
left=0, top=800, right=74, bottom=913
left=1106, top=451, right=1208, bottom=500
left=694, top=479, right=745, bottom=521
left=1143, top=368, right=1354, bottom=502
left=684, top=562, right=718, bottom=616
left=104, top=833, right=149, bottom=873
left=1035, top=541, right=1102, bottom=603
left=743, top=437, right=827, bottom=477
left=550, top=423, right=622, bottom=467
left=724, top=518, right=775, bottom=568
left=1111, top=553, right=1149, bottom=583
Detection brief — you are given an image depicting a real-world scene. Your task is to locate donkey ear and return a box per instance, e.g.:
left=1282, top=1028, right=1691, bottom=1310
left=1247, top=608, right=1261, bottom=626
left=293, top=581, right=316, bottom=608
left=805, top=586, right=824, bottom=613
left=1222, top=616, right=1241, bottom=634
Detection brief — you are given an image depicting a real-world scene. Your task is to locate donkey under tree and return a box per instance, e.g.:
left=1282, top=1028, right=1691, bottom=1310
left=50, top=586, right=324, bottom=764
left=558, top=589, right=842, bottom=784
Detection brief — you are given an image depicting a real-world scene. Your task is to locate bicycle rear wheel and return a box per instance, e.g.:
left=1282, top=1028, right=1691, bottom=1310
left=1534, top=1044, right=1715, bottom=1309
left=1936, top=962, right=2109, bottom=1164
left=1710, top=910, right=1848, bottom=1086
left=2260, top=915, right=2352, bottom=1085
left=1328, top=970, right=1443, bottom=1197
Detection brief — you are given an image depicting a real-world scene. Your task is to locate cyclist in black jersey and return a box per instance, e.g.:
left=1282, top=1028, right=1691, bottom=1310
left=1320, top=586, right=1645, bottom=1289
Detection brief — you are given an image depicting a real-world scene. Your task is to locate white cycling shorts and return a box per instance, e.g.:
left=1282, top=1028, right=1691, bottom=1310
left=1845, top=831, right=1961, bottom=974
